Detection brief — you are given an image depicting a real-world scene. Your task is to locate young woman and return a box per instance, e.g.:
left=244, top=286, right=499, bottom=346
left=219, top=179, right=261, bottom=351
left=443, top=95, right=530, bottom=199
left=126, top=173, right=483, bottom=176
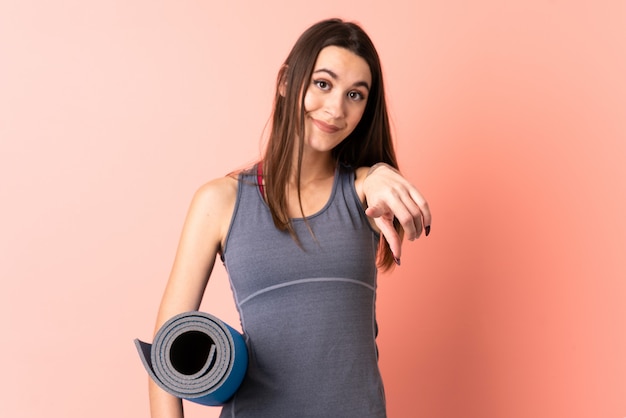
left=149, top=18, right=431, bottom=418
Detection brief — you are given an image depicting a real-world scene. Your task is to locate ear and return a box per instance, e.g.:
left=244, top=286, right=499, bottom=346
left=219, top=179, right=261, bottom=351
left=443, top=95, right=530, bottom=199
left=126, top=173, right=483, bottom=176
left=278, top=64, right=288, bottom=97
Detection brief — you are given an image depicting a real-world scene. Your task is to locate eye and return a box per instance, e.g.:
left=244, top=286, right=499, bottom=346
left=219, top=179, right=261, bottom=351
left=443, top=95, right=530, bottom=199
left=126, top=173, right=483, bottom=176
left=314, top=80, right=331, bottom=90
left=348, top=90, right=365, bottom=101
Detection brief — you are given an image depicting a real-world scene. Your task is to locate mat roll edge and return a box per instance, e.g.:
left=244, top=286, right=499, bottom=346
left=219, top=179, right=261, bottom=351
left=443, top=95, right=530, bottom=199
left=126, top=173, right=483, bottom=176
left=134, top=311, right=248, bottom=406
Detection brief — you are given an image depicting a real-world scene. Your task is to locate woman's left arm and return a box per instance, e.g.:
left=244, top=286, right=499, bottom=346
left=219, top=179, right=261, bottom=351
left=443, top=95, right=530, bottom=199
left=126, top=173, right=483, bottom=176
left=356, top=163, right=431, bottom=261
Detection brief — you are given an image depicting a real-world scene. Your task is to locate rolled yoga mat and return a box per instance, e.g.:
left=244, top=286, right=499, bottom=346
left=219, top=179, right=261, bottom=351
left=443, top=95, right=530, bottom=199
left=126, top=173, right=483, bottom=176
left=134, top=311, right=248, bottom=406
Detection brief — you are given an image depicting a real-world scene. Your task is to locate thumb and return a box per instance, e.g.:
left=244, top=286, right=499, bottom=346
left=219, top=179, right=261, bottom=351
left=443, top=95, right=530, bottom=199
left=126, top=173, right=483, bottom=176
left=365, top=205, right=384, bottom=218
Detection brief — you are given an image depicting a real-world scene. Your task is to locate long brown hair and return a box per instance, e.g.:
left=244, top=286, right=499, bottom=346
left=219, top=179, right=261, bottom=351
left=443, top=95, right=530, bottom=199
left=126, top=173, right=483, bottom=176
left=262, top=18, right=400, bottom=270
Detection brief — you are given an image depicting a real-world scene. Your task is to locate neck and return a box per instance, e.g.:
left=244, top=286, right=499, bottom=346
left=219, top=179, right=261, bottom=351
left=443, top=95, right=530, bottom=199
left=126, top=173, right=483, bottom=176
left=290, top=151, right=335, bottom=186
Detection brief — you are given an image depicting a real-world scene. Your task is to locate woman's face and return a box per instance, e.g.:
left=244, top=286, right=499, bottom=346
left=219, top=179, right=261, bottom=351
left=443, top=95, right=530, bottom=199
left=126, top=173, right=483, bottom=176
left=302, top=45, right=372, bottom=154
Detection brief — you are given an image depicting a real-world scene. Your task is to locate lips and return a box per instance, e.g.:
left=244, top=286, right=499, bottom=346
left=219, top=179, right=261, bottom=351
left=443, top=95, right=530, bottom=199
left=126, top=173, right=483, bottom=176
left=312, top=118, right=341, bottom=134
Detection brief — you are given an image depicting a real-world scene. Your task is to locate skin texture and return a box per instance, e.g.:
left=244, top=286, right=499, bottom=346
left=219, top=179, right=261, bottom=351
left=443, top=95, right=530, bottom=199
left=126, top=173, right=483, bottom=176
left=148, top=46, right=431, bottom=417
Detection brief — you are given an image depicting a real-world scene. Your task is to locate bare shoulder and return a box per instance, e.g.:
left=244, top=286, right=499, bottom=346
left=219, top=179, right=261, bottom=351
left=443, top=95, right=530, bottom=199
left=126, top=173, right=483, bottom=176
left=190, top=175, right=238, bottom=222
left=184, top=175, right=239, bottom=246
left=194, top=175, right=238, bottom=205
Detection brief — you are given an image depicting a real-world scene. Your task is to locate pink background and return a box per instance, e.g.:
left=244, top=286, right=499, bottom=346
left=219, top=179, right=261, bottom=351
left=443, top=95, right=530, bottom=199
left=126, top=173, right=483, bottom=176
left=1, top=1, right=625, bottom=417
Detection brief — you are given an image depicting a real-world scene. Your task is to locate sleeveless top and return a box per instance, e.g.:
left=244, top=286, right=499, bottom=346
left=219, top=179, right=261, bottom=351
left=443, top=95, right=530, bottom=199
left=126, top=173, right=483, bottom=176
left=219, top=165, right=386, bottom=418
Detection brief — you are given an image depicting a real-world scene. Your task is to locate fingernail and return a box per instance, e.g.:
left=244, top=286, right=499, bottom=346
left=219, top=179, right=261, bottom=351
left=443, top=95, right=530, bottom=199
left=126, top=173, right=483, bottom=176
left=425, top=225, right=431, bottom=237
left=394, top=256, right=401, bottom=266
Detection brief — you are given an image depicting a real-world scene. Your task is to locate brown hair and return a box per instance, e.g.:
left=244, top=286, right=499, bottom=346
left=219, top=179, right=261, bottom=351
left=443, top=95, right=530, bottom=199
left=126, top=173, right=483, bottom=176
left=262, top=18, right=400, bottom=270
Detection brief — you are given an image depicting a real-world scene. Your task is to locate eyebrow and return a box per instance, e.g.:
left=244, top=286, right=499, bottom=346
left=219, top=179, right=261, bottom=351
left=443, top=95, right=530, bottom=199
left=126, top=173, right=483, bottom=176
left=313, top=68, right=370, bottom=91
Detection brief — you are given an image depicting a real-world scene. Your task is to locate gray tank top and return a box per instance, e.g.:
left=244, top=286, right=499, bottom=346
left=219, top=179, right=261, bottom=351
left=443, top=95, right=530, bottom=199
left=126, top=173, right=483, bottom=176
left=220, top=165, right=386, bottom=418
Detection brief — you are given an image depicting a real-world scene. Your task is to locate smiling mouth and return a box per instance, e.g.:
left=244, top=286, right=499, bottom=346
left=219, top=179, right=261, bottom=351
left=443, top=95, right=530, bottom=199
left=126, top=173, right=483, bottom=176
left=312, top=118, right=341, bottom=134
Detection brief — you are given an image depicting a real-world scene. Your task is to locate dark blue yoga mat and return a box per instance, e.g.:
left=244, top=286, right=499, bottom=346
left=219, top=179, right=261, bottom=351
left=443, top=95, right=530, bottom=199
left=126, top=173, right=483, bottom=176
left=135, top=311, right=248, bottom=406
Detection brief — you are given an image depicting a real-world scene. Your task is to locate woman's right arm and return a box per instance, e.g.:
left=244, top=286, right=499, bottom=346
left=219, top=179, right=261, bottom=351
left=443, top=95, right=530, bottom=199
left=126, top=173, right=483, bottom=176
left=149, top=176, right=238, bottom=418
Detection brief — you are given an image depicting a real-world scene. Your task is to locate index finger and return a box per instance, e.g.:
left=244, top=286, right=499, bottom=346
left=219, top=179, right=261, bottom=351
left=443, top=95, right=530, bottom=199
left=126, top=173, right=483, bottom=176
left=373, top=215, right=402, bottom=263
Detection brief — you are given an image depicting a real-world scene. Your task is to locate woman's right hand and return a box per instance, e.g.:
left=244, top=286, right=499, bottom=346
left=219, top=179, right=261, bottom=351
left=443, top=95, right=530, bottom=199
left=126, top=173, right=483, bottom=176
left=360, top=163, right=431, bottom=262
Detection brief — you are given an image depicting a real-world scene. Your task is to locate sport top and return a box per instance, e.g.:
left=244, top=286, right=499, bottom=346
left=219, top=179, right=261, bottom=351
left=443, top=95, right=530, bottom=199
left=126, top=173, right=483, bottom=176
left=219, top=165, right=386, bottom=418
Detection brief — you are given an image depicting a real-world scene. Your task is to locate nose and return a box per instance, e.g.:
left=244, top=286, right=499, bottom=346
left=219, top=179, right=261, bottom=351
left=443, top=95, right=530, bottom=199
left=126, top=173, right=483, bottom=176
left=324, top=92, right=345, bottom=119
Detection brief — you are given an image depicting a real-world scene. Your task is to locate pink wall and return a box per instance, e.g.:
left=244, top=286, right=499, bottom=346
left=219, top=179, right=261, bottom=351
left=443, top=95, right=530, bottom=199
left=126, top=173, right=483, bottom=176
left=1, top=1, right=624, bottom=417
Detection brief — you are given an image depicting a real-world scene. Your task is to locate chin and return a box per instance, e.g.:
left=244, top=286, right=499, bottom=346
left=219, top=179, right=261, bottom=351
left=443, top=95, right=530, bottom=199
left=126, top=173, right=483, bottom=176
left=307, top=138, right=347, bottom=153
